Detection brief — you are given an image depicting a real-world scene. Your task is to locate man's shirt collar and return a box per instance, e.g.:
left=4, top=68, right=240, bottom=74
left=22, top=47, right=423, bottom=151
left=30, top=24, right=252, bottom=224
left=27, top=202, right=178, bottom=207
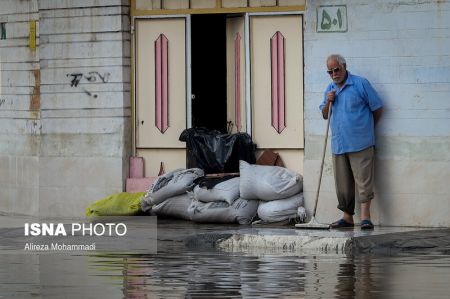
left=331, top=71, right=354, bottom=93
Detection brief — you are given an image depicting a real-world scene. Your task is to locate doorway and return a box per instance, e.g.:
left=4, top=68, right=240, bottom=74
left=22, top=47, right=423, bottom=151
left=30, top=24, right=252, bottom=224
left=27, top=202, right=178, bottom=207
left=133, top=13, right=304, bottom=175
left=191, top=14, right=227, bottom=133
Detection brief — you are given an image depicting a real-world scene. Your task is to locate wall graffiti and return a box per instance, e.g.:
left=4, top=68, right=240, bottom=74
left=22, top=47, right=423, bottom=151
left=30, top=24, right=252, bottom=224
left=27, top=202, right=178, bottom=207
left=67, top=73, right=83, bottom=87
left=84, top=71, right=110, bottom=83
left=66, top=71, right=110, bottom=98
left=67, top=71, right=110, bottom=87
left=0, top=98, right=6, bottom=107
left=83, top=89, right=98, bottom=99
left=0, top=23, right=6, bottom=40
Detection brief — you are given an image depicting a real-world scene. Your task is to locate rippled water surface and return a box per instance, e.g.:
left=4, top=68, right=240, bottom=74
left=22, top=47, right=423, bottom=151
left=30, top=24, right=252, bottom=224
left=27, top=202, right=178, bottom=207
left=2, top=248, right=450, bottom=298
left=1, top=219, right=450, bottom=298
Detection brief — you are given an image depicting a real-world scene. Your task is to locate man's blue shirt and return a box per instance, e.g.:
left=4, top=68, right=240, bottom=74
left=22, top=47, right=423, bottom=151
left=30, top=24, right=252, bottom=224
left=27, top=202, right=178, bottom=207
left=320, top=72, right=383, bottom=155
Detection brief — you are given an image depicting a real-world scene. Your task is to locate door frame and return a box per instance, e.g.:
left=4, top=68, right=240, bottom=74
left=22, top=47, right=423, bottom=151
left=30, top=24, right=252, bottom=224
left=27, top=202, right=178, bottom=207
left=131, top=11, right=304, bottom=154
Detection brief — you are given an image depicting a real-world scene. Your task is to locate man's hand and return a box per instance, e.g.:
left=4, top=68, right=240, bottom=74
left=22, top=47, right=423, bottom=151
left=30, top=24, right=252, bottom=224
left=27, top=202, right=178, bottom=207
left=322, top=90, right=335, bottom=119
left=327, top=89, right=336, bottom=104
left=373, top=107, right=383, bottom=125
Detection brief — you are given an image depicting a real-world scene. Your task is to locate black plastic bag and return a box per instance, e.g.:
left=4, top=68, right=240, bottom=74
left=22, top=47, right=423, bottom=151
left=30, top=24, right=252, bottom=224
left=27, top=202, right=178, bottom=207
left=179, top=128, right=256, bottom=174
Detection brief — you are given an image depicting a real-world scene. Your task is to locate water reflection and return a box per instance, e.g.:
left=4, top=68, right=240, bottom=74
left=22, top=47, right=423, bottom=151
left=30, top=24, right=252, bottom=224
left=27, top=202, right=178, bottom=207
left=333, top=255, right=382, bottom=299
left=97, top=252, right=311, bottom=298
left=1, top=247, right=450, bottom=298
left=335, top=261, right=356, bottom=298
left=86, top=250, right=450, bottom=299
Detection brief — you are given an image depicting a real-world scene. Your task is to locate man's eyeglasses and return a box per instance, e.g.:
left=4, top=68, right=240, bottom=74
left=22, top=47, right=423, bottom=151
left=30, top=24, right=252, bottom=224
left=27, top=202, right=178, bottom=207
left=327, top=67, right=341, bottom=75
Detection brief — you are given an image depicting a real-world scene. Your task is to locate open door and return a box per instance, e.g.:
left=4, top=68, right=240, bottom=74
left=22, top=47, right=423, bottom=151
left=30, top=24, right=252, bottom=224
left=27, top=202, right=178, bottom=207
left=226, top=15, right=246, bottom=134
left=190, top=14, right=246, bottom=135
left=135, top=18, right=187, bottom=175
left=191, top=14, right=227, bottom=133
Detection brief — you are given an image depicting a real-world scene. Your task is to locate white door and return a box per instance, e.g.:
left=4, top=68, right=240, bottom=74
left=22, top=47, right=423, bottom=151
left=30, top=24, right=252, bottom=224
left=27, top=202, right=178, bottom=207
left=135, top=18, right=187, bottom=175
left=226, top=16, right=246, bottom=133
left=250, top=15, right=304, bottom=149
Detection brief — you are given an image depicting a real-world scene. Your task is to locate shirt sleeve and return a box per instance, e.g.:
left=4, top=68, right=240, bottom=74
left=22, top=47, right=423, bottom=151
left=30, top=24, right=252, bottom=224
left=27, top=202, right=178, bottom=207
left=361, top=78, right=383, bottom=111
left=319, top=84, right=333, bottom=111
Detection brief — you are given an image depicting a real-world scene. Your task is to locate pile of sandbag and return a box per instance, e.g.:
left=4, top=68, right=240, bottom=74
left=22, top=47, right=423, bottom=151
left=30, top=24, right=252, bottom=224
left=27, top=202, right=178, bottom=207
left=239, top=161, right=304, bottom=223
left=141, top=168, right=259, bottom=224
left=140, top=168, right=204, bottom=218
left=188, top=176, right=259, bottom=224
left=140, top=160, right=305, bottom=225
left=147, top=176, right=257, bottom=224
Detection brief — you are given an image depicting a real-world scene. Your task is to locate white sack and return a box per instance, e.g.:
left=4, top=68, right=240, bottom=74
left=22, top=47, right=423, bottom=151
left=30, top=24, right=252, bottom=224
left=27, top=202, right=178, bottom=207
left=151, top=194, right=193, bottom=221
left=239, top=160, right=303, bottom=201
left=141, top=168, right=204, bottom=208
left=193, top=177, right=240, bottom=205
left=189, top=197, right=259, bottom=224
left=257, top=193, right=304, bottom=223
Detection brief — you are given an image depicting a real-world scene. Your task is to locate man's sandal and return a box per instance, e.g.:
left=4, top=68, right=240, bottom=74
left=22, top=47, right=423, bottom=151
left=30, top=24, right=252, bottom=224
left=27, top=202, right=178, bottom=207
left=361, top=219, right=374, bottom=230
left=330, top=219, right=354, bottom=229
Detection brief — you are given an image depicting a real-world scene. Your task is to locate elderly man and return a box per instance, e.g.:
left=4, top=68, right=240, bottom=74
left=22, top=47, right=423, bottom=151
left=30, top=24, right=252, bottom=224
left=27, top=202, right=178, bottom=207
left=320, top=54, right=383, bottom=229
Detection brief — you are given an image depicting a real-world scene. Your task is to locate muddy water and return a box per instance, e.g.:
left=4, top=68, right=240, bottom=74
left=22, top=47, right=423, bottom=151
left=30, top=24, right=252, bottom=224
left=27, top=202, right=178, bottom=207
left=1, top=217, right=450, bottom=298
left=1, top=246, right=450, bottom=298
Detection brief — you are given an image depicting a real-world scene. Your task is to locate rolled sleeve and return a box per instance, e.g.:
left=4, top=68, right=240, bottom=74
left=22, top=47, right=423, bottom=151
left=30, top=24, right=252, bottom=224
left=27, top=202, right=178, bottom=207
left=362, top=79, right=383, bottom=111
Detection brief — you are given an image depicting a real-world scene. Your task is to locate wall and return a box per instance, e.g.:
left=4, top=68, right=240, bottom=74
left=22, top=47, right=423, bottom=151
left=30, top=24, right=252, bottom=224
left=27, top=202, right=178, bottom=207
left=0, top=0, right=40, bottom=215
left=2, top=0, right=448, bottom=226
left=134, top=0, right=305, bottom=10
left=0, top=0, right=131, bottom=217
left=303, top=0, right=450, bottom=227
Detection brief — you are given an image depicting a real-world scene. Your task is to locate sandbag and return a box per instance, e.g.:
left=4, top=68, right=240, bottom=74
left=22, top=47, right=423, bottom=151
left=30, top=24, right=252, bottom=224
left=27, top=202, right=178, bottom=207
left=257, top=193, right=304, bottom=223
left=86, top=192, right=144, bottom=217
left=239, top=160, right=303, bottom=201
left=193, top=177, right=240, bottom=205
left=141, top=168, right=204, bottom=210
left=188, top=197, right=259, bottom=224
left=151, top=194, right=193, bottom=221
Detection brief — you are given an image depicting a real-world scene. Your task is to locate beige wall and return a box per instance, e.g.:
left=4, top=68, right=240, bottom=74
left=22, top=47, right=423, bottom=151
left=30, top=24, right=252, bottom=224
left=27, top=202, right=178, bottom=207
left=137, top=149, right=186, bottom=176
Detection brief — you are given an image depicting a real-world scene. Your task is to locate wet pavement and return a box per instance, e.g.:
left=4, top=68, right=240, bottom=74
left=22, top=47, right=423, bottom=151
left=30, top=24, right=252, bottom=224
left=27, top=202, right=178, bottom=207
left=1, top=216, right=450, bottom=298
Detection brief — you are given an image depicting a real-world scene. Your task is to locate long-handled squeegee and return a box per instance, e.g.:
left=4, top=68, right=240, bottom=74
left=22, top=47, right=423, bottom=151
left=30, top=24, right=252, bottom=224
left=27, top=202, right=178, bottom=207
left=295, top=102, right=332, bottom=230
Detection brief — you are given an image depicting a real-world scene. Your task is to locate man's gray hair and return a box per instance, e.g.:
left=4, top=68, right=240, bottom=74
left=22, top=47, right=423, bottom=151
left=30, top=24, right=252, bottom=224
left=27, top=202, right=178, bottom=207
left=327, top=54, right=346, bottom=67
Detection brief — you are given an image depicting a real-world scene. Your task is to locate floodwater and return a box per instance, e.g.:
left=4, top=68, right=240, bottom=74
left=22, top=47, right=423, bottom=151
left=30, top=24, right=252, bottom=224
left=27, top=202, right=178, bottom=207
left=1, top=219, right=450, bottom=298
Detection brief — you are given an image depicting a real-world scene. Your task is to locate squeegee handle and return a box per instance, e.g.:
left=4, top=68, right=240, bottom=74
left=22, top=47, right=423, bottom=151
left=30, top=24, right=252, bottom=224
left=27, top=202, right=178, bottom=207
left=312, top=101, right=332, bottom=217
